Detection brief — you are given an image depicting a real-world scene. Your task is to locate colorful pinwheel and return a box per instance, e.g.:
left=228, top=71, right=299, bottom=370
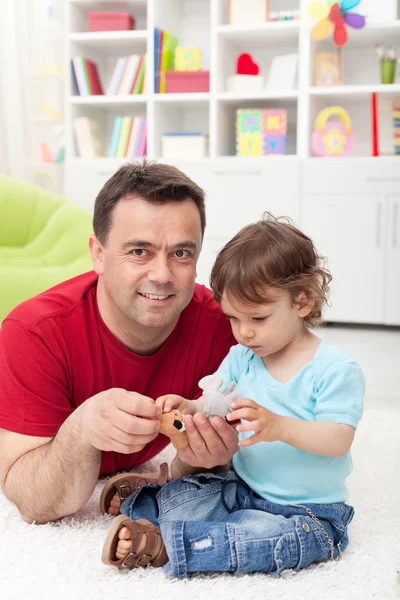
left=308, top=0, right=366, bottom=47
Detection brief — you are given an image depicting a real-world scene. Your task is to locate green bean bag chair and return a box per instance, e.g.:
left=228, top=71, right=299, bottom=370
left=0, top=175, right=93, bottom=322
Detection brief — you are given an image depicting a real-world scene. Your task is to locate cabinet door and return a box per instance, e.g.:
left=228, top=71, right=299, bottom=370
left=385, top=196, right=400, bottom=325
left=205, top=160, right=300, bottom=240
left=301, top=195, right=385, bottom=324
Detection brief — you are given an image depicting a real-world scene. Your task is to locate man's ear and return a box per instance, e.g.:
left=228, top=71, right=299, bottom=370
left=89, top=234, right=105, bottom=275
left=294, top=291, right=314, bottom=318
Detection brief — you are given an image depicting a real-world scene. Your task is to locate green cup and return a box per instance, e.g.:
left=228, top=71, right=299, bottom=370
left=381, top=59, right=395, bottom=84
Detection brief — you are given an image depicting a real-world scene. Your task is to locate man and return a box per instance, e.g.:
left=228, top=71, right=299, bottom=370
left=0, top=161, right=237, bottom=524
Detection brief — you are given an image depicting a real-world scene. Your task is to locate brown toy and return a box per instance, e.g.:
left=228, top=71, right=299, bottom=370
left=159, top=410, right=189, bottom=449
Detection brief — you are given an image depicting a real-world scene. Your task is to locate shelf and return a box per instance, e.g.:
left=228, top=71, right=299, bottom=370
left=339, top=20, right=400, bottom=47
left=69, top=0, right=146, bottom=5
left=310, top=84, right=400, bottom=98
left=153, top=93, right=210, bottom=107
left=69, top=95, right=147, bottom=108
left=28, top=116, right=64, bottom=124
left=217, top=91, right=298, bottom=103
left=217, top=22, right=299, bottom=45
left=69, top=30, right=147, bottom=48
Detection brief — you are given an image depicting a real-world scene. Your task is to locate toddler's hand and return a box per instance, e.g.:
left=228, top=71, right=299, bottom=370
left=156, top=394, right=196, bottom=416
left=227, top=398, right=283, bottom=447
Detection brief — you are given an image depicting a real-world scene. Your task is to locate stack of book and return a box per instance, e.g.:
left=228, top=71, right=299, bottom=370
left=74, top=117, right=104, bottom=158
left=109, top=116, right=147, bottom=158
left=394, top=103, right=400, bottom=155
left=71, top=57, right=104, bottom=95
left=107, top=55, right=146, bottom=95
left=154, top=28, right=178, bottom=93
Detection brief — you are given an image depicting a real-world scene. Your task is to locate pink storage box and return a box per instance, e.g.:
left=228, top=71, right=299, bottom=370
left=165, top=71, right=210, bottom=93
left=88, top=11, right=134, bottom=32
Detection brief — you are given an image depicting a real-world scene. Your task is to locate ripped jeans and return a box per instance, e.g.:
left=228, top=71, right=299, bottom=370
left=120, top=470, right=354, bottom=579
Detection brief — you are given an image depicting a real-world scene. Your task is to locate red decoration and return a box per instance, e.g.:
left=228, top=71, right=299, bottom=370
left=236, top=53, right=260, bottom=76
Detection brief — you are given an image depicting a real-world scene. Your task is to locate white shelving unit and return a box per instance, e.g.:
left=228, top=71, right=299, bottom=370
left=64, top=0, right=400, bottom=162
left=64, top=0, right=400, bottom=326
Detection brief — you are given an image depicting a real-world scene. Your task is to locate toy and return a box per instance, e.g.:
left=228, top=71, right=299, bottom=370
left=227, top=53, right=263, bottom=93
left=174, top=47, right=202, bottom=71
left=311, top=106, right=355, bottom=157
left=159, top=410, right=189, bottom=449
left=308, top=0, right=365, bottom=47
left=198, top=374, right=241, bottom=419
left=236, top=108, right=287, bottom=156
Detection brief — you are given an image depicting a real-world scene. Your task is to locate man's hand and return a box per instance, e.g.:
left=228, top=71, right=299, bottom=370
left=174, top=413, right=238, bottom=473
left=227, top=398, right=283, bottom=447
left=78, top=388, right=161, bottom=454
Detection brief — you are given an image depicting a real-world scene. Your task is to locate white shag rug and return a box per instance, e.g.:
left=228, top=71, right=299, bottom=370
left=1, top=404, right=399, bottom=600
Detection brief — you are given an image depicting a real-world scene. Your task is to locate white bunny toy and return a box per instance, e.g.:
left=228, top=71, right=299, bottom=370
left=198, top=373, right=242, bottom=419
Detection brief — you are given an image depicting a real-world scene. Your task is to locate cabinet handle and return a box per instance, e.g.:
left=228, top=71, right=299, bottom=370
left=376, top=202, right=382, bottom=247
left=96, top=170, right=114, bottom=176
left=213, top=170, right=262, bottom=176
left=393, top=202, right=398, bottom=248
left=367, top=177, right=400, bottom=183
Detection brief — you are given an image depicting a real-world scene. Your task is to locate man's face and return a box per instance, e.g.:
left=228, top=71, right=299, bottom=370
left=92, top=196, right=202, bottom=334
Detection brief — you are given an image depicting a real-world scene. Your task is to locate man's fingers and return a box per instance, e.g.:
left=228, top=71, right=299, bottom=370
left=112, top=410, right=161, bottom=436
left=116, top=391, right=161, bottom=419
left=210, top=416, right=239, bottom=450
left=108, top=425, right=159, bottom=447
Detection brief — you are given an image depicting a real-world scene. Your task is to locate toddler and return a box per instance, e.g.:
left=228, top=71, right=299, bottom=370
left=101, top=214, right=365, bottom=578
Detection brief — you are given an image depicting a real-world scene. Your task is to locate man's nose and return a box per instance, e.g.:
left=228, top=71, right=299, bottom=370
left=147, top=256, right=173, bottom=284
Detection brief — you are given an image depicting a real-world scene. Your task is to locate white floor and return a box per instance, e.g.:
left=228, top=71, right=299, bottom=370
left=0, top=326, right=399, bottom=600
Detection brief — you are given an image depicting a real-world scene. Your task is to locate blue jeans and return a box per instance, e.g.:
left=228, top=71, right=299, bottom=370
left=120, top=470, right=354, bottom=579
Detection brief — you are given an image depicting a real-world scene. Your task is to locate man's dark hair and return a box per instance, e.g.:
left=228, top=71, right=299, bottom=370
left=93, top=159, right=206, bottom=245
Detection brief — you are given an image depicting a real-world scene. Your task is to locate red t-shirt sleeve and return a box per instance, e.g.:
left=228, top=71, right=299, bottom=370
left=0, top=319, right=73, bottom=437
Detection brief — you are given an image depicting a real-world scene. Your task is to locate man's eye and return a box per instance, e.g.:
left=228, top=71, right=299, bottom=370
left=253, top=317, right=267, bottom=322
left=175, top=249, right=189, bottom=258
left=132, top=249, right=147, bottom=257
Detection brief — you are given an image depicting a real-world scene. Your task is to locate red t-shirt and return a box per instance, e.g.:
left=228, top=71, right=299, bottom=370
left=0, top=271, right=235, bottom=475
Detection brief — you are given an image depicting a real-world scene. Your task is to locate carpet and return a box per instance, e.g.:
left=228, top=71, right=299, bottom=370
left=1, top=403, right=399, bottom=600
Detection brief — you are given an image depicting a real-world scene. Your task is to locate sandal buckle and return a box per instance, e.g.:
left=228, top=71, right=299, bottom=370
left=122, top=552, right=153, bottom=569
left=119, top=483, right=131, bottom=501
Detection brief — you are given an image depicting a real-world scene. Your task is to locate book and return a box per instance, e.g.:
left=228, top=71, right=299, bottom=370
left=84, top=58, right=104, bottom=95
left=71, top=57, right=89, bottom=95
left=132, top=56, right=146, bottom=94
left=315, top=52, right=343, bottom=87
left=116, top=117, right=133, bottom=157
left=117, top=55, right=140, bottom=95
left=107, top=56, right=129, bottom=95
left=74, top=117, right=104, bottom=158
left=109, top=116, right=123, bottom=157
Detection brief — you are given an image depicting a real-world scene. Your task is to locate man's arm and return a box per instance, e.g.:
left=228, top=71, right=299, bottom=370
left=0, top=389, right=161, bottom=523
left=0, top=414, right=100, bottom=524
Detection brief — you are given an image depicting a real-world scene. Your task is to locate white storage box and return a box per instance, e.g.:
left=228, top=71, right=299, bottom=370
left=161, top=132, right=209, bottom=159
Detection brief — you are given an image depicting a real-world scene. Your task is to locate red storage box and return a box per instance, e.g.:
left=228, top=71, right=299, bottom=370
left=88, top=11, right=134, bottom=32
left=165, top=71, right=210, bottom=93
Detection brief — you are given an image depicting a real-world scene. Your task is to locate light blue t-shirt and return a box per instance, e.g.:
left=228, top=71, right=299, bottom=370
left=217, top=339, right=365, bottom=505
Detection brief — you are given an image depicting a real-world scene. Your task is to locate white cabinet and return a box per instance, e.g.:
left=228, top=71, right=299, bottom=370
left=385, top=195, right=400, bottom=325
left=195, top=158, right=300, bottom=287
left=301, top=194, right=386, bottom=324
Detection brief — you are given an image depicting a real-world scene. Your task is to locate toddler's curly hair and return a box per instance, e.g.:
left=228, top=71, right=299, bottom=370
left=210, top=213, right=332, bottom=327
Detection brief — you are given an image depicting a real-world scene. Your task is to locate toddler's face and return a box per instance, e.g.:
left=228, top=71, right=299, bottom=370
left=220, top=289, right=308, bottom=358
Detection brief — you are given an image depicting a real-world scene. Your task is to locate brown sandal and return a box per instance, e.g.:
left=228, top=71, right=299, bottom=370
left=101, top=515, right=168, bottom=570
left=99, top=463, right=170, bottom=515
